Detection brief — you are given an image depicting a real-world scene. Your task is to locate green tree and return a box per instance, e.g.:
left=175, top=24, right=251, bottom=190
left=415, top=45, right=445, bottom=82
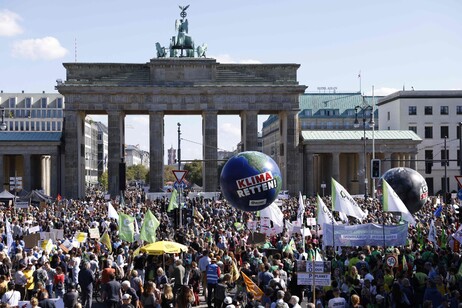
left=100, top=171, right=108, bottom=190
left=184, top=160, right=202, bottom=186
left=126, top=164, right=148, bottom=181
left=163, top=165, right=177, bottom=183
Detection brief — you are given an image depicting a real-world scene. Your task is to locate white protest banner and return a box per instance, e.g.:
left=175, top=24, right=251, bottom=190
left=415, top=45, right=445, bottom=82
left=40, top=232, right=51, bottom=240
left=260, top=218, right=270, bottom=228
left=89, top=228, right=100, bottom=239
left=306, top=218, right=317, bottom=226
left=59, top=239, right=73, bottom=253
left=297, top=272, right=331, bottom=286
left=14, top=201, right=29, bottom=209
left=28, top=225, right=40, bottom=234
left=50, top=229, right=64, bottom=241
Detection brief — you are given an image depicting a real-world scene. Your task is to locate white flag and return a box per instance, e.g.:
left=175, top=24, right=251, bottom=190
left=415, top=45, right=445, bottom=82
left=452, top=224, right=462, bottom=244
left=331, top=178, right=366, bottom=221
left=317, top=195, right=338, bottom=227
left=382, top=179, right=416, bottom=226
left=427, top=220, right=438, bottom=247
left=297, top=192, right=305, bottom=225
left=260, top=202, right=284, bottom=228
left=107, top=202, right=119, bottom=220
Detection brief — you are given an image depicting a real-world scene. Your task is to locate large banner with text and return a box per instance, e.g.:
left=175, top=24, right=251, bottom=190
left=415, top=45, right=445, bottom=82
left=323, top=223, right=408, bottom=247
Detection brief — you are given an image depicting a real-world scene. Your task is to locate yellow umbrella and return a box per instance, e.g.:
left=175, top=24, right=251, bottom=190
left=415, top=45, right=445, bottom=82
left=141, top=241, right=188, bottom=255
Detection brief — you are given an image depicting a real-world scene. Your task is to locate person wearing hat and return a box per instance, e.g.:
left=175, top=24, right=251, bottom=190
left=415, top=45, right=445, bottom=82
left=327, top=287, right=346, bottom=308
left=206, top=257, right=221, bottom=308
left=121, top=293, right=135, bottom=308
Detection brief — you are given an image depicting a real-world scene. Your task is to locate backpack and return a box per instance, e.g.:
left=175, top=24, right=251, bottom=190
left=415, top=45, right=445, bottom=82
left=35, top=269, right=48, bottom=285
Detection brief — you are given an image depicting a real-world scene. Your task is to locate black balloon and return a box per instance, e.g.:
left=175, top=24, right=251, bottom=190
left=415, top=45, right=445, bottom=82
left=377, top=167, right=428, bottom=214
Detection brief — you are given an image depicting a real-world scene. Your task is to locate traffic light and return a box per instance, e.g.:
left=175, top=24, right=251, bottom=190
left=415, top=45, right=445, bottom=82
left=371, top=159, right=381, bottom=178
left=425, top=161, right=433, bottom=174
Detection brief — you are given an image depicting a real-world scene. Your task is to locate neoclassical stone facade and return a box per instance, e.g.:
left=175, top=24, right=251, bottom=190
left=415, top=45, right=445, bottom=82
left=57, top=58, right=307, bottom=198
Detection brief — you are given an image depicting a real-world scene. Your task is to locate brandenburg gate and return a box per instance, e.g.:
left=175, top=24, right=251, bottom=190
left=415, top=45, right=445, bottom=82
left=57, top=7, right=307, bottom=198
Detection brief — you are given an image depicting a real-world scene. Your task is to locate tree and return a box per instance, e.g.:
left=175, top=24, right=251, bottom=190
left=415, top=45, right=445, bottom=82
left=126, top=164, right=148, bottom=182
left=100, top=171, right=108, bottom=190
left=184, top=160, right=202, bottom=186
left=163, top=165, right=177, bottom=183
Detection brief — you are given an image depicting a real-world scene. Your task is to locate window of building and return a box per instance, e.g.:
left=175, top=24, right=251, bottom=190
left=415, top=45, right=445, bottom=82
left=52, top=122, right=56, bottom=131
left=57, top=110, right=63, bottom=118
left=457, top=106, right=462, bottom=115
left=441, top=149, right=449, bottom=166
left=8, top=97, right=16, bottom=108
left=458, top=149, right=460, bottom=167
left=47, top=122, right=51, bottom=131
left=31, top=110, right=36, bottom=118
left=15, top=121, right=19, bottom=130
left=41, top=110, right=46, bottom=118
left=440, top=126, right=449, bottom=138
left=457, top=126, right=461, bottom=139
left=41, top=122, right=46, bottom=131
left=57, top=122, right=62, bottom=131
left=441, top=177, right=449, bottom=192
left=409, top=126, right=417, bottom=134
left=41, top=97, right=48, bottom=108
left=425, top=126, right=433, bottom=138
left=408, top=106, right=417, bottom=115
left=424, top=106, right=432, bottom=115
left=25, top=122, right=29, bottom=131
left=25, top=97, right=32, bottom=109
left=425, top=178, right=434, bottom=195
left=387, top=111, right=390, bottom=121
left=57, top=97, right=63, bottom=109
left=31, top=122, right=35, bottom=130
left=440, top=106, right=449, bottom=115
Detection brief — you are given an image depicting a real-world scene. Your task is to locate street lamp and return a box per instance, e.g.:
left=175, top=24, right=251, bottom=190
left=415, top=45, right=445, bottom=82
left=0, top=107, right=7, bottom=131
left=354, top=103, right=374, bottom=199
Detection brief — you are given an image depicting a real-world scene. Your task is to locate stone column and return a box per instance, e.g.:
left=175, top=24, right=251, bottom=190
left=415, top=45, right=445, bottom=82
left=64, top=110, right=85, bottom=198
left=240, top=111, right=259, bottom=151
left=358, top=151, right=365, bottom=196
left=0, top=155, right=3, bottom=191
left=304, top=150, right=314, bottom=196
left=149, top=111, right=164, bottom=192
left=383, top=153, right=392, bottom=173
left=41, top=156, right=46, bottom=192
left=108, top=111, right=125, bottom=197
left=202, top=111, right=218, bottom=191
left=410, top=153, right=417, bottom=170
left=279, top=111, right=302, bottom=194
left=23, top=154, right=31, bottom=192
left=50, top=154, right=58, bottom=197
left=45, top=156, right=50, bottom=195
left=332, top=152, right=340, bottom=181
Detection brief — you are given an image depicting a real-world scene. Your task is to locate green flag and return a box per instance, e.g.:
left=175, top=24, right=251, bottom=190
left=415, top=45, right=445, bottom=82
left=167, top=189, right=179, bottom=212
left=118, top=212, right=135, bottom=242
left=140, top=209, right=160, bottom=243
left=440, top=228, right=447, bottom=249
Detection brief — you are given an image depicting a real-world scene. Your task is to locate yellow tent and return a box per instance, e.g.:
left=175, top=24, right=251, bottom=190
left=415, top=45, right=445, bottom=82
left=141, top=241, right=188, bottom=255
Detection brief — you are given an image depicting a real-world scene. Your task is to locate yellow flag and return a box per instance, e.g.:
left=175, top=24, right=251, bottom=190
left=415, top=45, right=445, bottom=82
left=41, top=239, right=53, bottom=254
left=100, top=231, right=112, bottom=253
left=241, top=272, right=264, bottom=301
left=133, top=246, right=140, bottom=257
left=193, top=207, right=204, bottom=221
left=76, top=232, right=88, bottom=243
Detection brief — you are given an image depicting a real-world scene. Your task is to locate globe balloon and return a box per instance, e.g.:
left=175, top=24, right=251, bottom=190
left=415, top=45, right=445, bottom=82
left=220, top=151, right=282, bottom=211
left=377, top=167, right=428, bottom=214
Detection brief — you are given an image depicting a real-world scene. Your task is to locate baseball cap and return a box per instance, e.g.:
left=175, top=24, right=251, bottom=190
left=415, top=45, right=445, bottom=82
left=122, top=294, right=131, bottom=300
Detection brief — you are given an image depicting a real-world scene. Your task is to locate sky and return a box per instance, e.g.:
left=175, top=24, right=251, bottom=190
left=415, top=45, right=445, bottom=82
left=1, top=1, right=461, bottom=163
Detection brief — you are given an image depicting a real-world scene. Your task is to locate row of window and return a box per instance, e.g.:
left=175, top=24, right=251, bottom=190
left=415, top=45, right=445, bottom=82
left=409, top=105, right=462, bottom=115
left=410, top=125, right=461, bottom=139
left=425, top=149, right=461, bottom=167
left=4, top=97, right=64, bottom=109
left=8, top=121, right=62, bottom=131
left=7, top=109, right=63, bottom=119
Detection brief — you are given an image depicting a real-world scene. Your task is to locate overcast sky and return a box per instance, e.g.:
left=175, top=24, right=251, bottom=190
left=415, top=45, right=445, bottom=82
left=1, top=1, right=461, bottom=162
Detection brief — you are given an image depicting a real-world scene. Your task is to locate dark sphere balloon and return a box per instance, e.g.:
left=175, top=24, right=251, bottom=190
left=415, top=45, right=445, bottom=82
left=220, top=151, right=282, bottom=211
left=377, top=167, right=428, bottom=214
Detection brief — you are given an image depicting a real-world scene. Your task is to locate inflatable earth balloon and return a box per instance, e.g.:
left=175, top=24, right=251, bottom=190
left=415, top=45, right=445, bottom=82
left=377, top=167, right=428, bottom=214
left=220, top=151, right=282, bottom=211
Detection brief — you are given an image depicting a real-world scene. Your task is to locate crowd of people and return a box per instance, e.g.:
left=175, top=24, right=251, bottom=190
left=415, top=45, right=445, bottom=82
left=0, top=187, right=461, bottom=308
